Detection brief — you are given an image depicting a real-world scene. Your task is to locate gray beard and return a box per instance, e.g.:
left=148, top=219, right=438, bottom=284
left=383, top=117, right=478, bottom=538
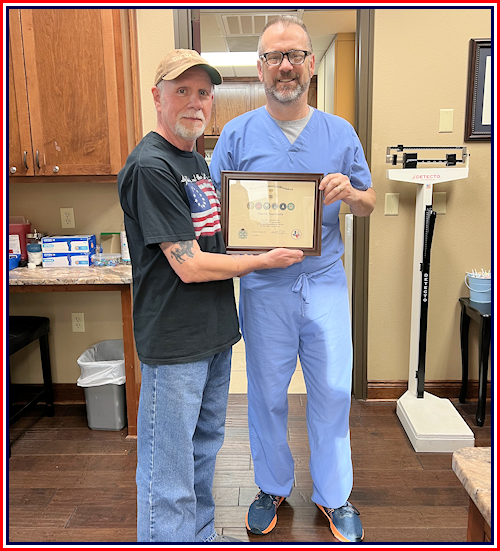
left=265, top=78, right=309, bottom=104
left=174, top=120, right=205, bottom=141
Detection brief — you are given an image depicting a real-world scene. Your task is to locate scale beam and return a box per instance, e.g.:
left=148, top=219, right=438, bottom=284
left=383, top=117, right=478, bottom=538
left=386, top=144, right=468, bottom=168
left=386, top=145, right=469, bottom=184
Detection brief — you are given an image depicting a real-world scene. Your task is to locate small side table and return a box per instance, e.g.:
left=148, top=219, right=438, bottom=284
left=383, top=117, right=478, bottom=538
left=458, top=297, right=491, bottom=426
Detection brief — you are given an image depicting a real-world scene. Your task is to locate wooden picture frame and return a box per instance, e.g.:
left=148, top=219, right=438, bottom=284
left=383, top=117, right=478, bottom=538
left=221, top=171, right=323, bottom=255
left=464, top=39, right=491, bottom=141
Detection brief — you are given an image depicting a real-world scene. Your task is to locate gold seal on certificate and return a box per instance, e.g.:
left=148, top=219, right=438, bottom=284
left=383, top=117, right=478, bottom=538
left=221, top=172, right=323, bottom=255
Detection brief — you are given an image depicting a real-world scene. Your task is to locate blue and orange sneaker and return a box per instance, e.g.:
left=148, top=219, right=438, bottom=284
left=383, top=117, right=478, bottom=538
left=246, top=490, right=284, bottom=535
left=316, top=501, right=364, bottom=542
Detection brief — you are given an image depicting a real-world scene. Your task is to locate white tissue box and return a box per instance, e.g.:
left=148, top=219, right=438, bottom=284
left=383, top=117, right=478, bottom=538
left=42, top=252, right=92, bottom=267
left=41, top=235, right=96, bottom=253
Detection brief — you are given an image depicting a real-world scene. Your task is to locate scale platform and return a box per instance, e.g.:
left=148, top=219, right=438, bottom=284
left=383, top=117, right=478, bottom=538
left=397, top=390, right=475, bottom=452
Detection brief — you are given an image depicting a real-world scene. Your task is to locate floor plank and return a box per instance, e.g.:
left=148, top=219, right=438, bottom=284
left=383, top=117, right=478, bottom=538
left=7, top=397, right=491, bottom=543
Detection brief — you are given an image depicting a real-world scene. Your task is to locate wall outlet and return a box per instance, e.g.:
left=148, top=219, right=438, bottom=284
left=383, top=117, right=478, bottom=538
left=385, top=193, right=399, bottom=215
left=72, top=313, right=85, bottom=332
left=60, top=207, right=75, bottom=229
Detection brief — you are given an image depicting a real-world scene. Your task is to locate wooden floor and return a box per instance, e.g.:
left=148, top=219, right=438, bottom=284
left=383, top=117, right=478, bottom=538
left=8, top=395, right=491, bottom=544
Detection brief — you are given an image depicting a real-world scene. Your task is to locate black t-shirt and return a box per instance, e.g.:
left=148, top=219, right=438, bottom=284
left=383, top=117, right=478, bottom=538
left=117, top=132, right=240, bottom=364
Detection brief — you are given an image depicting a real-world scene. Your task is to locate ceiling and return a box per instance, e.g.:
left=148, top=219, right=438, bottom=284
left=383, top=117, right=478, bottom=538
left=200, top=8, right=357, bottom=78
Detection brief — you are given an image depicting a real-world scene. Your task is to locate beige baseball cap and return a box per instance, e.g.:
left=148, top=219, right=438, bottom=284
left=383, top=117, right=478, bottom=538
left=154, top=49, right=222, bottom=86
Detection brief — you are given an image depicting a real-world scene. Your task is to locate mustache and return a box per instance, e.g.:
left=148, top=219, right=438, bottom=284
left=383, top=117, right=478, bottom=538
left=180, top=110, right=206, bottom=124
left=273, top=71, right=300, bottom=86
left=274, top=71, right=299, bottom=82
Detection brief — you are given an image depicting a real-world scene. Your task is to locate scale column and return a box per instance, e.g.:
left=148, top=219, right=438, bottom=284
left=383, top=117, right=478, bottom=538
left=408, top=181, right=433, bottom=396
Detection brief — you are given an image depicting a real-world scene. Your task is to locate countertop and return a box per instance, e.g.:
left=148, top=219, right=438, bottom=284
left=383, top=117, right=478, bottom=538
left=9, top=265, right=132, bottom=286
left=452, top=447, right=491, bottom=526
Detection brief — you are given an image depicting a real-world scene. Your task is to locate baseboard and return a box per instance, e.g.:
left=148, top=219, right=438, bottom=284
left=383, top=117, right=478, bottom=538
left=367, top=380, right=491, bottom=401
left=54, top=384, right=86, bottom=403
left=12, top=380, right=490, bottom=405
left=11, top=383, right=85, bottom=404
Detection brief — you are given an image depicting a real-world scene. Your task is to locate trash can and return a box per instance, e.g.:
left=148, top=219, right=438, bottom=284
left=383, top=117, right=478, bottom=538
left=77, top=340, right=127, bottom=431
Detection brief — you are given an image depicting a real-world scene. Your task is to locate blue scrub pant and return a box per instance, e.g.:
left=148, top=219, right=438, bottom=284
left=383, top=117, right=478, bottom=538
left=240, top=260, right=353, bottom=508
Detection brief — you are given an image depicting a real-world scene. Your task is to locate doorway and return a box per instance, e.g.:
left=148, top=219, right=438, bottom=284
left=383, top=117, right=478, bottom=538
left=174, top=8, right=374, bottom=398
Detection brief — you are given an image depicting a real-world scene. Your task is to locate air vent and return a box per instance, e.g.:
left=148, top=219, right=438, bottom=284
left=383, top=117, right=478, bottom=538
left=220, top=12, right=303, bottom=37
left=226, top=36, right=259, bottom=53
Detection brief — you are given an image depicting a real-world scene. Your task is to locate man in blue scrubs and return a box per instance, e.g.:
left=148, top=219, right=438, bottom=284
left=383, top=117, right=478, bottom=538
left=210, top=16, right=376, bottom=543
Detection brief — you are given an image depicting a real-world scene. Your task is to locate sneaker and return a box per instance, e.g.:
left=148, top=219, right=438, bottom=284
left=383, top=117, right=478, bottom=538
left=212, top=534, right=242, bottom=542
left=246, top=490, right=284, bottom=534
left=316, top=502, right=364, bottom=542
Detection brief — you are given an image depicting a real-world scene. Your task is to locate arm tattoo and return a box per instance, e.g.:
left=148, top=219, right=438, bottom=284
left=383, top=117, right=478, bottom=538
left=170, top=241, right=195, bottom=264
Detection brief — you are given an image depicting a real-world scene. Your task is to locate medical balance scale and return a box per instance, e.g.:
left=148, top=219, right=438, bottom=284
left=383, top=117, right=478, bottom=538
left=386, top=145, right=475, bottom=452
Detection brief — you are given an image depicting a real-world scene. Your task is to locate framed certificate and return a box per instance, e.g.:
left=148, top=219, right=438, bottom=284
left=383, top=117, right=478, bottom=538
left=221, top=171, right=323, bottom=255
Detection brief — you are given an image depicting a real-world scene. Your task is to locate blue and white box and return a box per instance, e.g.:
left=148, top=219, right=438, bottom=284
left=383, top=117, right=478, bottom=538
left=42, top=234, right=96, bottom=253
left=42, top=252, right=93, bottom=267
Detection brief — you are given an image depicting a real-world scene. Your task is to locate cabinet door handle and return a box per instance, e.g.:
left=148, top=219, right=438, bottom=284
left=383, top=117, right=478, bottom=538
left=10, top=166, right=17, bottom=174
left=23, top=151, right=29, bottom=169
left=212, top=125, right=215, bottom=134
left=35, top=150, right=40, bottom=170
left=217, top=125, right=219, bottom=134
left=53, top=166, right=60, bottom=173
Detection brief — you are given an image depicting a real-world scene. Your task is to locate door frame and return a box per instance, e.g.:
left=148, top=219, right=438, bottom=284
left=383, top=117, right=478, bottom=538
left=352, top=9, right=374, bottom=399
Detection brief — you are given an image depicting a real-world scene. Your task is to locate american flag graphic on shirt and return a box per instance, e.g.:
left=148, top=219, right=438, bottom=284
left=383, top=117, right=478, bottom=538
left=183, top=174, right=221, bottom=238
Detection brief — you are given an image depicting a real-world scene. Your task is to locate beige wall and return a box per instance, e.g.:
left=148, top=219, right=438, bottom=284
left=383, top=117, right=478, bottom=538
left=9, top=8, right=492, bottom=388
left=317, top=33, right=355, bottom=126
left=9, top=9, right=176, bottom=384
left=368, top=8, right=491, bottom=382
left=136, top=9, right=175, bottom=134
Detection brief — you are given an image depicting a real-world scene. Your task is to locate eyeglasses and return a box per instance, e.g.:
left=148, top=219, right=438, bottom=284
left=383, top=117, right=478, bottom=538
left=259, top=50, right=310, bottom=66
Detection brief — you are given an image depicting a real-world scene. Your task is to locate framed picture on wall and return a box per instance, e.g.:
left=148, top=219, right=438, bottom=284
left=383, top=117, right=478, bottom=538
left=464, top=38, right=491, bottom=141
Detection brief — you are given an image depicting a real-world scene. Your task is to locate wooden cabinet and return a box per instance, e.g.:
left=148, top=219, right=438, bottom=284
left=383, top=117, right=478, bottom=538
left=252, top=83, right=267, bottom=111
left=204, top=77, right=316, bottom=138
left=9, top=9, right=135, bottom=180
left=9, top=18, right=32, bottom=178
left=206, top=83, right=252, bottom=136
left=467, top=498, right=491, bottom=542
left=205, top=80, right=271, bottom=137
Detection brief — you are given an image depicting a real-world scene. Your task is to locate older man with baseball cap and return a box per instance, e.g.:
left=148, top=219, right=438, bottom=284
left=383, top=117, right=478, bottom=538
left=118, top=50, right=303, bottom=543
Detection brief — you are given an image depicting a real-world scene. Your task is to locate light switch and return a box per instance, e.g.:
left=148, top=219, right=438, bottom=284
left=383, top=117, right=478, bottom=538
left=385, top=193, right=399, bottom=215
left=439, top=109, right=454, bottom=132
left=433, top=191, right=447, bottom=214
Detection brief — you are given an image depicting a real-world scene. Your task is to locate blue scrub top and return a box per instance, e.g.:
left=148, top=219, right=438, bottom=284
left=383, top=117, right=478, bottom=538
left=210, top=107, right=372, bottom=276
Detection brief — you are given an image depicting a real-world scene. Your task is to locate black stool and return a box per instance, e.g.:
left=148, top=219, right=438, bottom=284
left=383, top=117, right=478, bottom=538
left=9, top=316, right=55, bottom=426
left=458, top=298, right=491, bottom=426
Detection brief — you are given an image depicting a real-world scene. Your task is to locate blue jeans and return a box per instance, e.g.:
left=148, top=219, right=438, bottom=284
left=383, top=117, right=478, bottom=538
left=136, top=348, right=232, bottom=542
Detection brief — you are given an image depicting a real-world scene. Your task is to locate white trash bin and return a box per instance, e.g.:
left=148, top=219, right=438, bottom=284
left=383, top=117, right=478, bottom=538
left=77, top=340, right=127, bottom=430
